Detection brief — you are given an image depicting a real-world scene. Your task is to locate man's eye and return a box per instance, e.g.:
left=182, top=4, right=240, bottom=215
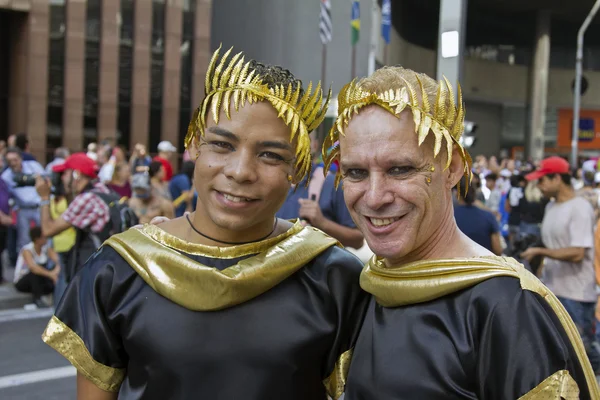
left=260, top=152, right=285, bottom=161
left=209, top=141, right=234, bottom=151
left=389, top=166, right=414, bottom=176
left=344, top=169, right=367, bottom=180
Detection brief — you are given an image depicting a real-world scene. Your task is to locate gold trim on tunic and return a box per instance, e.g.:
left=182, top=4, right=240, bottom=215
left=518, top=370, right=579, bottom=399
left=360, top=255, right=600, bottom=399
left=104, top=222, right=339, bottom=311
left=323, top=348, right=353, bottom=400
left=42, top=315, right=125, bottom=393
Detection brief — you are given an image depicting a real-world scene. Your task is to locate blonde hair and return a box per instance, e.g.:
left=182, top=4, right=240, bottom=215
left=525, top=180, right=542, bottom=203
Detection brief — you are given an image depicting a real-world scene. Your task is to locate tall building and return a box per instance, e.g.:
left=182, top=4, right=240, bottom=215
left=0, top=0, right=212, bottom=162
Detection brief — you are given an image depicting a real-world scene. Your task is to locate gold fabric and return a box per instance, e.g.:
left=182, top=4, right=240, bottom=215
left=323, top=71, right=472, bottom=188
left=323, top=349, right=353, bottom=400
left=518, top=370, right=579, bottom=400
left=104, top=221, right=339, bottom=311
left=42, top=315, right=125, bottom=392
left=185, top=45, right=331, bottom=182
left=360, top=255, right=600, bottom=399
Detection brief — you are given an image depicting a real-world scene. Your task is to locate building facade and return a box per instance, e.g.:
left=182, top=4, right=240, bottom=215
left=0, top=0, right=212, bottom=163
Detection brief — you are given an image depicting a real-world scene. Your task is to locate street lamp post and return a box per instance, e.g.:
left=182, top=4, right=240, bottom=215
left=571, top=0, right=600, bottom=169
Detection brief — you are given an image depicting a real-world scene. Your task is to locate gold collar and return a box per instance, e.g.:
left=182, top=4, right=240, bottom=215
left=360, top=255, right=600, bottom=398
left=104, top=221, right=338, bottom=311
left=360, top=255, right=540, bottom=308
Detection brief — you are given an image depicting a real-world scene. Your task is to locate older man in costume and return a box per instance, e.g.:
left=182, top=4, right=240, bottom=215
left=41, top=46, right=368, bottom=400
left=322, top=67, right=599, bottom=399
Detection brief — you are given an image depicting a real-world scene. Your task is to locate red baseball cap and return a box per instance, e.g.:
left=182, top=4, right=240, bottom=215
left=525, top=156, right=570, bottom=181
left=52, top=153, right=99, bottom=179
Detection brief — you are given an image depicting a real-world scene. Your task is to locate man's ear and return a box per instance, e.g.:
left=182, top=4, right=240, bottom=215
left=445, top=144, right=467, bottom=190
left=188, top=134, right=201, bottom=160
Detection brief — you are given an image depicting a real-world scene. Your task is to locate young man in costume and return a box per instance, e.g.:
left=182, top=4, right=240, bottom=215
left=42, top=46, right=367, bottom=400
left=322, top=67, right=600, bottom=399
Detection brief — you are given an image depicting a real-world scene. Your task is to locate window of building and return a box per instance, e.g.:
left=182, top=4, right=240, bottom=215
left=149, top=0, right=166, bottom=154
left=84, top=0, right=101, bottom=148
left=47, top=0, right=66, bottom=154
left=118, top=0, right=135, bottom=148
left=178, top=0, right=196, bottom=151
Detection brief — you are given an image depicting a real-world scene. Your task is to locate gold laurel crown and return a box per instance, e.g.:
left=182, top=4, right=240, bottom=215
left=323, top=72, right=472, bottom=187
left=185, top=45, right=332, bottom=182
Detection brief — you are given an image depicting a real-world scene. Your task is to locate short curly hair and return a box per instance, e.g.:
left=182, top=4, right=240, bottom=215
left=248, top=60, right=304, bottom=98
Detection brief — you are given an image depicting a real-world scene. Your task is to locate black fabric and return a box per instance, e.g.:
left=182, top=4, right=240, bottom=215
left=53, top=244, right=368, bottom=399
left=345, top=276, right=592, bottom=400
left=15, top=272, right=54, bottom=299
left=519, top=197, right=548, bottom=224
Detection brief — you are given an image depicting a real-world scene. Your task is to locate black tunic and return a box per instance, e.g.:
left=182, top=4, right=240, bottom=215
left=346, top=256, right=599, bottom=399
left=43, top=222, right=368, bottom=399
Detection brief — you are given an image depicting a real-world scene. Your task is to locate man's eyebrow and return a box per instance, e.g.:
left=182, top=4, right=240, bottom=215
left=259, top=140, right=293, bottom=151
left=207, top=126, right=239, bottom=141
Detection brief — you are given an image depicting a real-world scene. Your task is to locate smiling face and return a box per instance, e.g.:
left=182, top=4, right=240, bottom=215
left=192, top=100, right=295, bottom=241
left=339, top=105, right=463, bottom=264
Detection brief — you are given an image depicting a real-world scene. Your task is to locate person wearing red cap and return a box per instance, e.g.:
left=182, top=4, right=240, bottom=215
left=35, top=153, right=114, bottom=282
left=522, top=156, right=600, bottom=373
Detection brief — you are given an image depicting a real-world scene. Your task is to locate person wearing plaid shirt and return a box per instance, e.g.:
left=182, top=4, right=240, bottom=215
left=36, top=153, right=111, bottom=282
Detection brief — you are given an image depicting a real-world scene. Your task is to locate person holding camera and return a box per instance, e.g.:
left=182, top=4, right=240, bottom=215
left=1, top=147, right=45, bottom=254
left=35, top=153, right=113, bottom=282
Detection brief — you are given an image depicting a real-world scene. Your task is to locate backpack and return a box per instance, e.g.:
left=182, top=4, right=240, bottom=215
left=65, top=189, right=139, bottom=282
left=92, top=190, right=139, bottom=242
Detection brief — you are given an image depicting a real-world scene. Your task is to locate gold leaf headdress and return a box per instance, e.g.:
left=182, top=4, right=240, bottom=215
left=323, top=68, right=472, bottom=188
left=185, top=45, right=332, bottom=182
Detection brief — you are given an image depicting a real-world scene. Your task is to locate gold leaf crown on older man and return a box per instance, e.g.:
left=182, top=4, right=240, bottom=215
left=323, top=67, right=473, bottom=188
left=185, top=45, right=332, bottom=183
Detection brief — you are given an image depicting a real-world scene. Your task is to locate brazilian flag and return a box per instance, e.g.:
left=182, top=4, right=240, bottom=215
left=351, top=1, right=360, bottom=45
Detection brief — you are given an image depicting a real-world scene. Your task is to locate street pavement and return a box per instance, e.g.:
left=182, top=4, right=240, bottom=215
left=0, top=308, right=76, bottom=399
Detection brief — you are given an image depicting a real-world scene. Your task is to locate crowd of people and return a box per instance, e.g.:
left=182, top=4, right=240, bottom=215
left=1, top=46, right=600, bottom=398
left=0, top=134, right=196, bottom=308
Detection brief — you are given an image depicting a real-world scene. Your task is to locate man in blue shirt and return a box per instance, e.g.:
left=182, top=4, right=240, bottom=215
left=276, top=138, right=363, bottom=249
left=1, top=147, right=44, bottom=253
left=169, top=161, right=197, bottom=217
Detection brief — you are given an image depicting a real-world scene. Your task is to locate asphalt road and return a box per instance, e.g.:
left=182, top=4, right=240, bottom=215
left=0, top=308, right=76, bottom=399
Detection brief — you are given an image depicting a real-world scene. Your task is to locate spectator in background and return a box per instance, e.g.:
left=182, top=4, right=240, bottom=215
left=107, top=163, right=132, bottom=199
left=0, top=176, right=12, bottom=283
left=454, top=178, right=503, bottom=255
left=46, top=147, right=70, bottom=175
left=577, top=169, right=600, bottom=222
left=86, top=142, right=98, bottom=161
left=15, top=133, right=36, bottom=161
left=505, top=174, right=526, bottom=249
left=1, top=147, right=44, bottom=253
left=129, top=143, right=152, bottom=173
left=129, top=173, right=174, bottom=224
left=519, top=179, right=546, bottom=238
left=276, top=136, right=363, bottom=249
left=14, top=226, right=61, bottom=308
left=36, top=153, right=112, bottom=282
left=522, top=156, right=600, bottom=373
left=49, top=179, right=75, bottom=307
left=154, top=140, right=176, bottom=181
left=149, top=161, right=172, bottom=201
left=485, top=172, right=501, bottom=219
left=98, top=146, right=127, bottom=183
left=169, top=161, right=196, bottom=217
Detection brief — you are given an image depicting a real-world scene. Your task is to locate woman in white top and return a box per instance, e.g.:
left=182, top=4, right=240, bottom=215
left=14, top=226, right=62, bottom=308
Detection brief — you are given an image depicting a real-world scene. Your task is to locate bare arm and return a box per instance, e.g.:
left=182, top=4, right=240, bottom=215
left=77, top=373, right=118, bottom=400
left=490, top=233, right=503, bottom=256
left=538, top=247, right=586, bottom=263
left=318, top=219, right=364, bottom=249
left=48, top=247, right=62, bottom=274
left=162, top=199, right=175, bottom=219
left=22, top=250, right=54, bottom=279
left=40, top=203, right=72, bottom=237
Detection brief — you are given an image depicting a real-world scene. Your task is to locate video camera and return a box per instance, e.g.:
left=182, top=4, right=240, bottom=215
left=13, top=172, right=65, bottom=196
left=505, top=232, right=545, bottom=276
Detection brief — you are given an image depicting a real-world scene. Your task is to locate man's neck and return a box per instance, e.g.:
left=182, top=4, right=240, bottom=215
left=555, top=185, right=575, bottom=203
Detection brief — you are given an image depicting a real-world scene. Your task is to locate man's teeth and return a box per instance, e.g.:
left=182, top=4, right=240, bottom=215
left=369, top=217, right=400, bottom=227
left=223, top=193, right=252, bottom=202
